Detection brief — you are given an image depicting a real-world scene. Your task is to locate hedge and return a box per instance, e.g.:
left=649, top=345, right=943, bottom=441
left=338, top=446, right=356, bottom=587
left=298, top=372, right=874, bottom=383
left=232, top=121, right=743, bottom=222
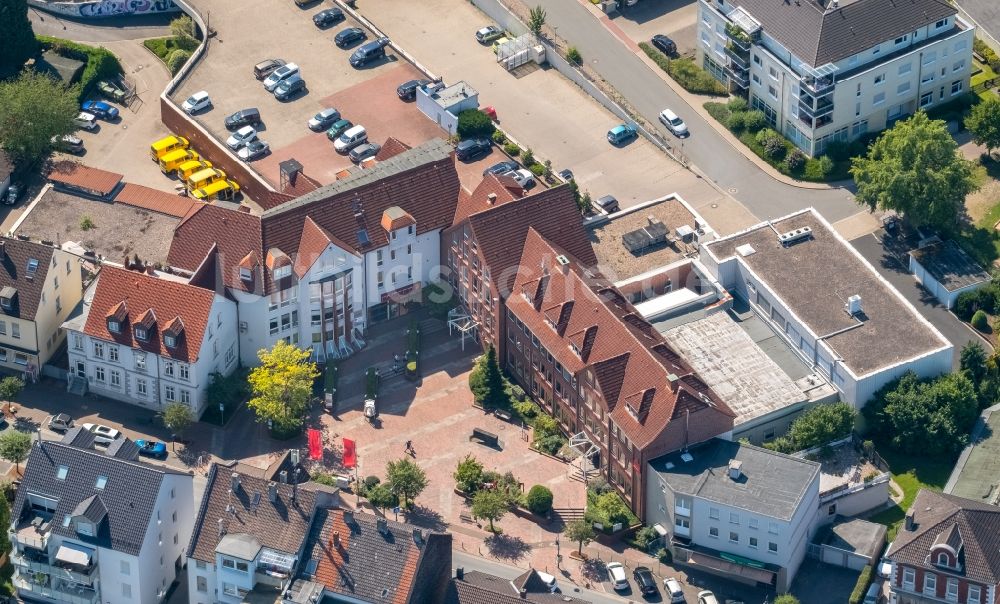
left=144, top=35, right=198, bottom=75
left=37, top=35, right=122, bottom=101
left=848, top=565, right=873, bottom=604
left=639, top=42, right=727, bottom=96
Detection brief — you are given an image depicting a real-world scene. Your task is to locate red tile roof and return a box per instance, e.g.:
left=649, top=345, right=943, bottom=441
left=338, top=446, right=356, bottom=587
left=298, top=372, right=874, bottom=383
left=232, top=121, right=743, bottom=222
left=280, top=171, right=323, bottom=197
left=506, top=229, right=733, bottom=448
left=453, top=173, right=523, bottom=225
left=82, top=266, right=217, bottom=363
left=380, top=206, right=416, bottom=232
left=375, top=137, right=412, bottom=161
left=47, top=161, right=123, bottom=197
left=0, top=238, right=56, bottom=322
left=114, top=183, right=196, bottom=218
left=167, top=204, right=265, bottom=294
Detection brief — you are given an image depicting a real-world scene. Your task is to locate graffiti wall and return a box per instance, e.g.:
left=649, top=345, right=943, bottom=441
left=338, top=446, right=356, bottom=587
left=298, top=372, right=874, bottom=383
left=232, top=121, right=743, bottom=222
left=29, top=0, right=181, bottom=18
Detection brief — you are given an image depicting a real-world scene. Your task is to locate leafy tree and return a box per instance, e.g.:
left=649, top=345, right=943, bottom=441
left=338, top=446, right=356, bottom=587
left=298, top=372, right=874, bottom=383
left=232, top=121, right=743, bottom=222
left=166, top=49, right=192, bottom=75
left=0, top=377, right=24, bottom=404
left=525, top=484, right=553, bottom=515
left=366, top=484, right=399, bottom=511
left=972, top=310, right=990, bottom=332
left=160, top=402, right=194, bottom=451
left=247, top=341, right=319, bottom=433
left=528, top=5, right=547, bottom=36
left=471, top=489, right=508, bottom=532
left=169, top=14, right=197, bottom=40
left=454, top=454, right=485, bottom=493
left=965, top=96, right=1000, bottom=157
left=386, top=458, right=428, bottom=507
left=787, top=402, right=856, bottom=450
left=961, top=341, right=988, bottom=385
left=0, top=0, right=38, bottom=78
left=773, top=596, right=800, bottom=604
left=593, top=491, right=632, bottom=526
left=456, top=109, right=495, bottom=140
left=564, top=519, right=595, bottom=554
left=0, top=70, right=78, bottom=167
left=469, top=346, right=508, bottom=409
left=634, top=525, right=659, bottom=549
left=850, top=112, right=977, bottom=230
left=0, top=430, right=31, bottom=473
left=532, top=414, right=560, bottom=439
left=0, top=483, right=10, bottom=562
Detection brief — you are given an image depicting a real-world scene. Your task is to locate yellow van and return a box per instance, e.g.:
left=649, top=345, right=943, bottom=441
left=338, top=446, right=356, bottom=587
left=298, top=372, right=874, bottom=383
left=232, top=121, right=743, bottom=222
left=186, top=168, right=226, bottom=192
left=150, top=135, right=189, bottom=161
left=177, top=159, right=212, bottom=181
left=158, top=149, right=200, bottom=174
left=191, top=179, right=241, bottom=201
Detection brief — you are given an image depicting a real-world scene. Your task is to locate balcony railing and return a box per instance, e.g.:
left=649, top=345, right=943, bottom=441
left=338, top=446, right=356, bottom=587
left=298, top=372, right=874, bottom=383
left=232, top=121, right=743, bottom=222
left=675, top=505, right=691, bottom=518
left=673, top=524, right=691, bottom=537
left=798, top=97, right=834, bottom=119
left=725, top=65, right=750, bottom=88
left=800, top=75, right=834, bottom=95
left=725, top=44, right=750, bottom=69
left=797, top=111, right=833, bottom=130
left=725, top=23, right=753, bottom=51
left=14, top=576, right=99, bottom=604
left=12, top=552, right=97, bottom=585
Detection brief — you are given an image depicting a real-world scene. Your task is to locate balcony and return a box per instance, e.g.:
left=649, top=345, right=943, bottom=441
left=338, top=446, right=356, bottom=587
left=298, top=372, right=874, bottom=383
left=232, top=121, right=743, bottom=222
left=675, top=504, right=691, bottom=518
left=725, top=65, right=750, bottom=88
left=255, top=569, right=291, bottom=590
left=798, top=96, right=834, bottom=120
left=12, top=552, right=97, bottom=586
left=725, top=44, right=750, bottom=69
left=725, top=24, right=752, bottom=52
left=14, top=575, right=99, bottom=604
left=800, top=74, right=835, bottom=96
left=797, top=111, right=833, bottom=130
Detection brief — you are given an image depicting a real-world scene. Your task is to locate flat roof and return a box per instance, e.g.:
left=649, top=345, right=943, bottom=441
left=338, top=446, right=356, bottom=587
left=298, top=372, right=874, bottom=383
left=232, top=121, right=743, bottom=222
left=430, top=81, right=478, bottom=108
left=819, top=517, right=886, bottom=561
left=588, top=197, right=700, bottom=282
left=947, top=409, right=1000, bottom=502
left=704, top=209, right=949, bottom=376
left=910, top=239, right=990, bottom=292
left=661, top=311, right=806, bottom=427
left=650, top=438, right=820, bottom=521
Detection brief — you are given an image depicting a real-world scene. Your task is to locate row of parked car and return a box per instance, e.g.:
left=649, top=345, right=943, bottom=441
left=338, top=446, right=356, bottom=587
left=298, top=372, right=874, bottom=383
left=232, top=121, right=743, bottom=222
left=150, top=135, right=242, bottom=201
left=47, top=414, right=168, bottom=458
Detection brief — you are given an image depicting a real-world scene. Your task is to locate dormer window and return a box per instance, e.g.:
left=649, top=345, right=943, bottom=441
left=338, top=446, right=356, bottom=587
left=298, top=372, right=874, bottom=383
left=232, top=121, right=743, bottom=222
left=273, top=265, right=291, bottom=280
left=76, top=519, right=94, bottom=537
left=135, top=326, right=148, bottom=341
left=0, top=286, right=16, bottom=311
left=164, top=335, right=176, bottom=348
left=0, top=298, right=10, bottom=311
left=108, top=320, right=120, bottom=334
left=937, top=552, right=949, bottom=566
left=239, top=267, right=252, bottom=281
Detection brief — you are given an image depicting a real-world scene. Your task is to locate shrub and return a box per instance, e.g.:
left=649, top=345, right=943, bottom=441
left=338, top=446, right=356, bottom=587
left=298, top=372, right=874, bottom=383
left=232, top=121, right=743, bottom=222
left=742, top=109, right=766, bottom=132
left=726, top=97, right=748, bottom=113
left=762, top=435, right=795, bottom=453
left=513, top=399, right=540, bottom=419
left=533, top=414, right=560, bottom=439
left=529, top=163, right=545, bottom=177
left=38, top=36, right=123, bottom=101
left=956, top=288, right=995, bottom=320
left=503, top=142, right=521, bottom=157
left=79, top=215, right=95, bottom=230
left=525, top=485, right=553, bottom=514
left=849, top=565, right=873, bottom=604
left=566, top=46, right=582, bottom=65
left=166, top=49, right=191, bottom=75
left=534, top=434, right=565, bottom=455
left=639, top=43, right=726, bottom=95
left=726, top=110, right=747, bottom=131
left=509, top=384, right=526, bottom=401
left=784, top=148, right=806, bottom=172
left=824, top=140, right=854, bottom=162
left=491, top=129, right=507, bottom=144
left=454, top=454, right=485, bottom=493
left=972, top=309, right=990, bottom=332
left=774, top=596, right=801, bottom=604
left=804, top=155, right=834, bottom=180
left=756, top=129, right=786, bottom=158
left=456, top=109, right=495, bottom=140
left=633, top=526, right=659, bottom=549
left=312, top=472, right=337, bottom=487
left=522, top=147, right=536, bottom=167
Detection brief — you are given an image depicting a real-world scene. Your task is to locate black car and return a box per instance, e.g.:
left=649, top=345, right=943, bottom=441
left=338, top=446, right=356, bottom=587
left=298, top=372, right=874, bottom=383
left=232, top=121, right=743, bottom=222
left=224, top=107, right=261, bottom=130
left=335, top=27, right=367, bottom=48
left=3, top=184, right=21, bottom=206
left=313, top=7, right=344, bottom=27
left=651, top=34, right=677, bottom=56
left=632, top=567, right=657, bottom=596
left=483, top=160, right=519, bottom=176
left=350, top=37, right=389, bottom=67
left=456, top=138, right=491, bottom=161
left=558, top=168, right=574, bottom=181
left=274, top=75, right=306, bottom=100
left=396, top=78, right=431, bottom=100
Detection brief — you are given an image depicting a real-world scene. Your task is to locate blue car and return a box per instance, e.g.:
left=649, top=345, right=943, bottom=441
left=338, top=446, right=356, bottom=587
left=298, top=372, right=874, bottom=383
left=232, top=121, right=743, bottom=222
left=81, top=100, right=119, bottom=120
left=135, top=439, right=167, bottom=458
left=607, top=123, right=637, bottom=145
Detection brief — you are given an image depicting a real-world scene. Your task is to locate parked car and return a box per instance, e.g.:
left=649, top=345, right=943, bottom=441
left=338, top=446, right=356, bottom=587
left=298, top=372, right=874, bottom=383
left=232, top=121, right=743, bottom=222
left=313, top=7, right=344, bottom=27
left=491, top=36, right=510, bottom=54
left=334, top=124, right=368, bottom=152
left=863, top=580, right=883, bottom=604
left=651, top=34, right=677, bottom=56
left=607, top=562, right=629, bottom=591
left=238, top=139, right=270, bottom=161
left=396, top=78, right=430, bottom=100
left=135, top=439, right=168, bottom=458
left=502, top=168, right=535, bottom=189
left=349, top=142, right=381, bottom=163
left=226, top=125, right=257, bottom=150
left=263, top=63, right=299, bottom=92
left=81, top=100, right=119, bottom=120
left=224, top=107, right=261, bottom=130
left=658, top=108, right=689, bottom=137
left=535, top=571, right=558, bottom=593
left=558, top=168, right=574, bottom=181
left=253, top=58, right=286, bottom=80
left=48, top=413, right=74, bottom=433
left=293, top=0, right=319, bottom=7
left=475, top=25, right=504, bottom=43
left=73, top=112, right=97, bottom=131
left=335, top=27, right=367, bottom=48
left=350, top=37, right=390, bottom=68
left=82, top=423, right=121, bottom=446
left=326, top=118, right=353, bottom=141
left=274, top=74, right=306, bottom=100
left=697, top=591, right=719, bottom=604
left=607, top=123, right=637, bottom=145
left=52, top=134, right=84, bottom=155
left=633, top=567, right=657, bottom=595
left=3, top=183, right=21, bottom=206
left=595, top=194, right=619, bottom=213
left=483, top=160, right=519, bottom=176
left=182, top=90, right=211, bottom=114
left=663, top=577, right=685, bottom=603
left=308, top=108, right=341, bottom=131
left=455, top=138, right=491, bottom=161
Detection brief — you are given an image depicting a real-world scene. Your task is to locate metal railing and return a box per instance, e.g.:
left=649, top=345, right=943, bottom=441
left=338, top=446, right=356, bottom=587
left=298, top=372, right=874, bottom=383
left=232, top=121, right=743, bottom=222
left=12, top=553, right=97, bottom=585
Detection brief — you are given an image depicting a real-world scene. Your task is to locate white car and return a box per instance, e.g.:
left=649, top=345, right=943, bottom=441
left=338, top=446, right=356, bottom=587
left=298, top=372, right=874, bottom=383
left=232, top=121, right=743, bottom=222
left=607, top=562, right=629, bottom=591
left=664, top=577, right=685, bottom=603
left=226, top=125, right=257, bottom=150
left=697, top=590, right=719, bottom=604
left=659, top=108, right=689, bottom=137
left=535, top=571, right=558, bottom=593
left=263, top=62, right=299, bottom=92
left=502, top=168, right=535, bottom=189
left=82, top=423, right=121, bottom=446
left=182, top=90, right=211, bottom=114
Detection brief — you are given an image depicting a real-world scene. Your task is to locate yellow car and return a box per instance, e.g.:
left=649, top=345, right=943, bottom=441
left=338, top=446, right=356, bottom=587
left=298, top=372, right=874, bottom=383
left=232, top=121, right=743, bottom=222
left=191, top=179, right=240, bottom=201
left=186, top=167, right=226, bottom=192
left=158, top=148, right=200, bottom=174
left=150, top=135, right=189, bottom=162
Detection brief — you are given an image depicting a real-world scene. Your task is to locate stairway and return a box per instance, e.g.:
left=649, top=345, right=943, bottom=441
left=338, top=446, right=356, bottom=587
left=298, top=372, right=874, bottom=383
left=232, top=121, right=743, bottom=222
left=66, top=375, right=87, bottom=397
left=551, top=507, right=585, bottom=524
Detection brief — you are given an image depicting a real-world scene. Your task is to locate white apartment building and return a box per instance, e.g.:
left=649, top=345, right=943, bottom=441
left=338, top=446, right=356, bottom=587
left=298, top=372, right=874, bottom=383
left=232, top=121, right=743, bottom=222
left=63, top=265, right=238, bottom=415
left=645, top=438, right=821, bottom=592
left=10, top=430, right=194, bottom=604
left=698, top=0, right=974, bottom=155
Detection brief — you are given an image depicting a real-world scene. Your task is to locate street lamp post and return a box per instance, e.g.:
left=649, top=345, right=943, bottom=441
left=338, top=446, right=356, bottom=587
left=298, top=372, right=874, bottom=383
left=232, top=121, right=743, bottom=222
left=219, top=402, right=224, bottom=425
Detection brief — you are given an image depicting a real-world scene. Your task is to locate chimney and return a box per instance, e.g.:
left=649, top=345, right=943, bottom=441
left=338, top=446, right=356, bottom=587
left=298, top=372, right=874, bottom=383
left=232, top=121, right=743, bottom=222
left=728, top=460, right=743, bottom=481
left=487, top=193, right=497, bottom=205
left=231, top=473, right=241, bottom=493
left=279, top=470, right=288, bottom=483
left=667, top=373, right=680, bottom=392
left=332, top=531, right=340, bottom=547
left=344, top=510, right=354, bottom=525
left=905, top=510, right=916, bottom=531
left=377, top=518, right=389, bottom=535
left=0, top=240, right=6, bottom=258
left=456, top=567, right=464, bottom=581
left=519, top=588, right=527, bottom=599
left=267, top=481, right=278, bottom=503
left=123, top=253, right=131, bottom=270
left=292, top=468, right=300, bottom=502
left=412, top=528, right=423, bottom=545
left=217, top=518, right=226, bottom=537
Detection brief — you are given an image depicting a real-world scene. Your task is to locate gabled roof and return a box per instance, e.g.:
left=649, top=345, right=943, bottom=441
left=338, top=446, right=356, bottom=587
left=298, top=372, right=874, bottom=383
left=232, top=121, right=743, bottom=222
left=445, top=570, right=590, bottom=604
left=47, top=161, right=123, bottom=197
left=375, top=137, right=412, bottom=162
left=887, top=490, right=1000, bottom=585
left=81, top=266, right=217, bottom=363
left=293, top=217, right=359, bottom=278
left=167, top=204, right=265, bottom=294
left=0, top=238, right=55, bottom=321
left=453, top=173, right=523, bottom=225
left=114, top=183, right=196, bottom=218
left=13, top=441, right=186, bottom=556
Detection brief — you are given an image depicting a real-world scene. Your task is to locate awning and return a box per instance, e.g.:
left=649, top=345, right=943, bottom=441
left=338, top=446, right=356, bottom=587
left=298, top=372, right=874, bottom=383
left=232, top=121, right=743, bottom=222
left=55, top=543, right=94, bottom=566
left=653, top=523, right=668, bottom=537
left=688, top=551, right=775, bottom=584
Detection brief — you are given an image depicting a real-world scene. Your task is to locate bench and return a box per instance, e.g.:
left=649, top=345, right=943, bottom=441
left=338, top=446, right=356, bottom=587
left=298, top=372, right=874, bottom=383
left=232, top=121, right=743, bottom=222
left=493, top=409, right=512, bottom=422
left=470, top=427, right=501, bottom=449
left=459, top=512, right=476, bottom=524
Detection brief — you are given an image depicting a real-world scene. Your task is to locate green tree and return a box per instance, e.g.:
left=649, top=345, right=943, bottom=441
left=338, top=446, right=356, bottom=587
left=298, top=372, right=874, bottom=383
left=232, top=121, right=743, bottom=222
left=564, top=519, right=595, bottom=554
left=773, top=596, right=800, bottom=604
left=160, top=402, right=194, bottom=451
left=386, top=458, right=428, bottom=507
left=593, top=491, right=631, bottom=526
left=456, top=109, right=495, bottom=140
left=961, top=341, right=988, bottom=385
left=247, top=341, right=319, bottom=433
left=0, top=430, right=31, bottom=473
left=366, top=483, right=399, bottom=511
left=169, top=14, right=197, bottom=40
left=0, top=377, right=24, bottom=412
left=528, top=5, right=547, bottom=36
left=787, top=402, right=856, bottom=450
left=532, top=414, right=559, bottom=439
left=965, top=96, right=1000, bottom=157
left=0, top=70, right=78, bottom=167
left=0, top=483, right=10, bottom=566
left=471, top=489, right=508, bottom=532
left=850, top=112, right=977, bottom=230
left=0, top=0, right=38, bottom=78
left=453, top=454, right=485, bottom=493
left=468, top=346, right=507, bottom=408
left=525, top=484, right=553, bottom=515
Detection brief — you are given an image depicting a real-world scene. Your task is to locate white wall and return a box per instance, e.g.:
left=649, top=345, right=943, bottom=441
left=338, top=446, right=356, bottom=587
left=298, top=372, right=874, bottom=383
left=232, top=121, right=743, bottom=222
left=187, top=557, right=217, bottom=604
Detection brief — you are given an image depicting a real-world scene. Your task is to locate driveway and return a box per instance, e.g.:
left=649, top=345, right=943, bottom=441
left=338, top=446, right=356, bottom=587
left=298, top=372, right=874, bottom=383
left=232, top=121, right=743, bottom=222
left=613, top=0, right=698, bottom=56
left=789, top=559, right=859, bottom=604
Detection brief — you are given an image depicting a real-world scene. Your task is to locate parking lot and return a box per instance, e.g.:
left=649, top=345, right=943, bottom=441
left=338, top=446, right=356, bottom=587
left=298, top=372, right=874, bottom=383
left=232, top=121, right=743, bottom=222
left=614, top=0, right=699, bottom=57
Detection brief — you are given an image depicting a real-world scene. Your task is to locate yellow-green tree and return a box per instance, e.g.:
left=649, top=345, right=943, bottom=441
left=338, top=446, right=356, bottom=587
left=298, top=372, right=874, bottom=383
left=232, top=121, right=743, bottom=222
left=247, top=341, right=319, bottom=433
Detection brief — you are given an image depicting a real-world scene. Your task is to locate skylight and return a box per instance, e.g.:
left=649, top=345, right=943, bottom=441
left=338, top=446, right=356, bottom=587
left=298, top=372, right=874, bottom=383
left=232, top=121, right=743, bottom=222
left=95, top=476, right=108, bottom=490
left=56, top=465, right=69, bottom=480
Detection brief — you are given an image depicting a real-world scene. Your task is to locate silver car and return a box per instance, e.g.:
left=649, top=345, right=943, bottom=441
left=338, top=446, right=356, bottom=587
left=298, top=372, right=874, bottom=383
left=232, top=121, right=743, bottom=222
left=263, top=62, right=299, bottom=92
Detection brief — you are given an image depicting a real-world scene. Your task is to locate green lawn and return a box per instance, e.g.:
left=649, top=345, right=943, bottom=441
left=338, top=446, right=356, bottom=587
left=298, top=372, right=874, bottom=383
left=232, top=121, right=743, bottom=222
left=868, top=444, right=955, bottom=541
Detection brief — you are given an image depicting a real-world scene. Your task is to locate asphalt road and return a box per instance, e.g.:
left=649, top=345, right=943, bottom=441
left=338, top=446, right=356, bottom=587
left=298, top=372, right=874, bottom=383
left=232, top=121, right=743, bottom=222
left=956, top=0, right=1000, bottom=44
left=514, top=0, right=861, bottom=224
left=28, top=8, right=172, bottom=42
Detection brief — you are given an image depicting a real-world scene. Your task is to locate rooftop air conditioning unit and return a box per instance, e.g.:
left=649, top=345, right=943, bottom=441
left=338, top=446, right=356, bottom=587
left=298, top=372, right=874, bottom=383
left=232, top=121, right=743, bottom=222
left=778, top=226, right=812, bottom=246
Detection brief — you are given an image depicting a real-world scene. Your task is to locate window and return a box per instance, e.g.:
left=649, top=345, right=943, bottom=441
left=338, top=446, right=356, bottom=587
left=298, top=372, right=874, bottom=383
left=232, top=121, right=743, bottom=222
left=923, top=51, right=937, bottom=66
left=55, top=296, right=61, bottom=313
left=749, top=537, right=758, bottom=548
left=180, top=390, right=191, bottom=404
left=72, top=333, right=82, bottom=350
left=110, top=370, right=121, bottom=388
left=768, top=66, right=778, bottom=80
left=968, top=584, right=981, bottom=604
left=377, top=271, right=384, bottom=289
left=768, top=522, right=779, bottom=534
left=748, top=518, right=758, bottom=530
left=137, top=379, right=147, bottom=397
left=752, top=74, right=760, bottom=85
left=56, top=465, right=68, bottom=480
left=709, top=527, right=719, bottom=538
left=954, top=59, right=966, bottom=72
left=269, top=317, right=279, bottom=335
left=768, top=85, right=777, bottom=100
left=895, top=35, right=907, bottom=45
left=753, top=53, right=761, bottom=65
left=768, top=542, right=778, bottom=553
left=874, top=73, right=884, bottom=85
left=729, top=532, right=739, bottom=543
left=93, top=341, right=104, bottom=358
left=120, top=560, right=130, bottom=576
left=223, top=583, right=239, bottom=597
left=108, top=320, right=120, bottom=333
left=946, top=578, right=958, bottom=602
left=924, top=573, right=936, bottom=595
left=897, top=81, right=911, bottom=95
left=95, top=366, right=105, bottom=383
left=921, top=91, right=934, bottom=107
left=873, top=92, right=885, bottom=106
left=179, top=364, right=189, bottom=380
left=952, top=80, right=963, bottom=95
left=872, top=45, right=880, bottom=56
left=165, top=385, right=175, bottom=401
left=852, top=120, right=869, bottom=137
left=164, top=361, right=174, bottom=377
left=921, top=72, right=935, bottom=84
left=376, top=250, right=383, bottom=266
left=135, top=353, right=146, bottom=370
left=109, top=346, right=118, bottom=362
left=855, top=101, right=861, bottom=117
left=164, top=335, right=176, bottom=348
left=828, top=504, right=837, bottom=516
left=222, top=559, right=235, bottom=569
left=935, top=18, right=947, bottom=28
left=898, top=62, right=912, bottom=76
left=709, top=508, right=719, bottom=520
left=903, top=568, right=915, bottom=589
left=196, top=576, right=207, bottom=592
left=937, top=552, right=949, bottom=566
left=14, top=352, right=27, bottom=366
left=729, top=512, right=739, bottom=524
left=122, top=584, right=132, bottom=598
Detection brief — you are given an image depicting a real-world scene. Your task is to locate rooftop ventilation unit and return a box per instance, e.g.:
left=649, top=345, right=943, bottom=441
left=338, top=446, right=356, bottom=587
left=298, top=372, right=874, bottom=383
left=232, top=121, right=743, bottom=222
left=555, top=255, right=570, bottom=266
left=845, top=294, right=863, bottom=316
left=728, top=460, right=743, bottom=480
left=622, top=220, right=669, bottom=253
left=680, top=452, right=694, bottom=463
left=778, top=226, right=812, bottom=246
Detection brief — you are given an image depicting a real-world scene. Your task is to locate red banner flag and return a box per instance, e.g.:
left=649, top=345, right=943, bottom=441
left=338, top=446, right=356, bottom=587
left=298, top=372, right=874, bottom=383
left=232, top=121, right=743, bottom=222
left=307, top=429, right=322, bottom=460
left=343, top=438, right=357, bottom=469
